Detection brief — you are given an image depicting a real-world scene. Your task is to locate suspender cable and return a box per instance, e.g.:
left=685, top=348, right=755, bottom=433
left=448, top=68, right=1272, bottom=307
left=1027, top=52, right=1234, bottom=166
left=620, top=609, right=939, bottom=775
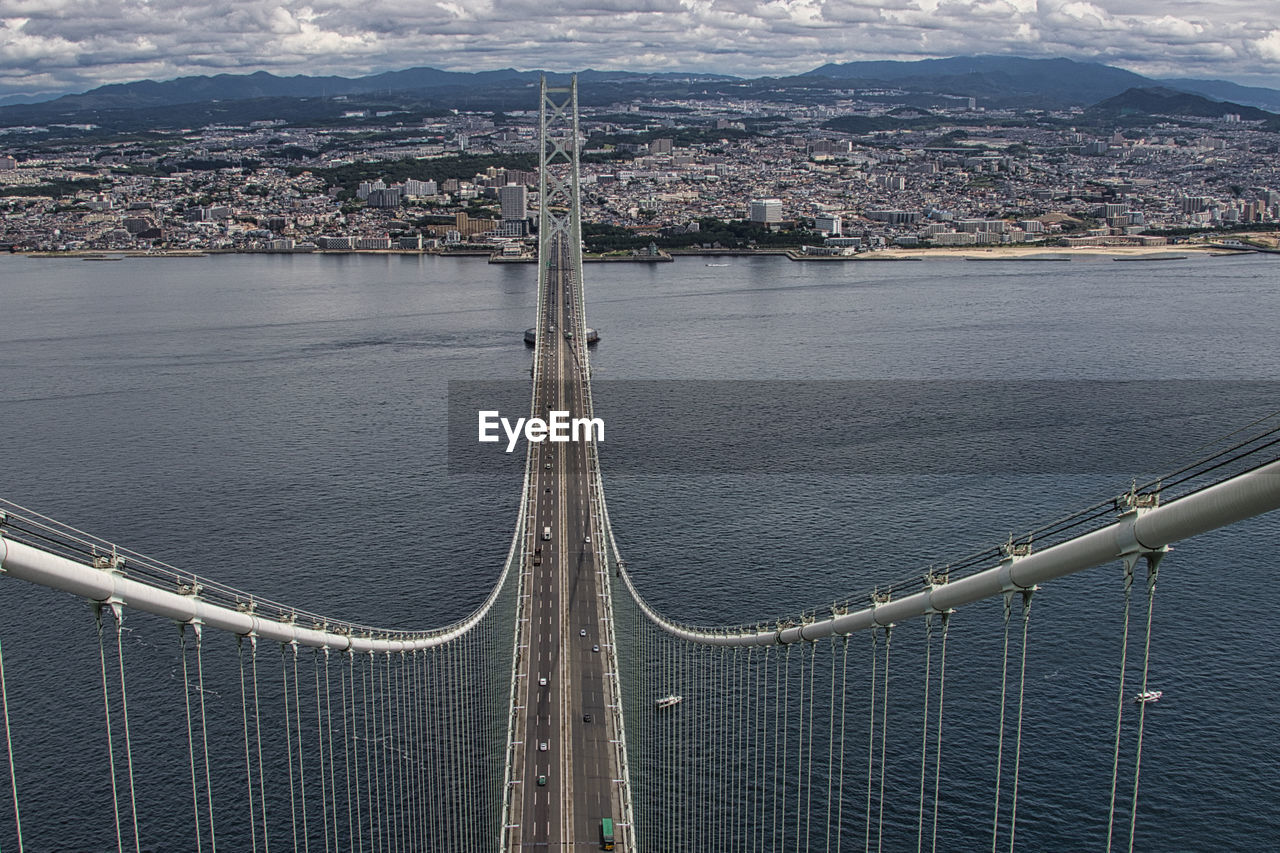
left=707, top=641, right=716, bottom=852
left=408, top=651, right=419, bottom=852
left=405, top=652, right=417, bottom=851
left=195, top=625, right=217, bottom=852
left=752, top=645, right=762, bottom=850
left=1127, top=558, right=1161, bottom=853
left=282, top=645, right=299, bottom=853
left=179, top=626, right=202, bottom=851
left=111, top=605, right=141, bottom=853
left=412, top=653, right=417, bottom=845
left=864, top=628, right=878, bottom=853
left=671, top=639, right=679, bottom=852
left=383, top=652, right=393, bottom=851
left=409, top=648, right=419, bottom=845
left=381, top=651, right=390, bottom=852
left=382, top=651, right=391, bottom=851
left=801, top=640, right=816, bottom=853
left=747, top=642, right=756, bottom=852
left=313, top=651, right=331, bottom=853
left=396, top=653, right=403, bottom=851
left=682, top=639, right=691, bottom=852
left=323, top=652, right=338, bottom=853
left=396, top=651, right=405, bottom=852
left=347, top=653, right=361, bottom=853
left=340, top=648, right=355, bottom=845
left=251, top=638, right=270, bottom=853
left=374, top=652, right=385, bottom=852
left=0, top=635, right=24, bottom=853
left=431, top=647, right=441, bottom=848
left=876, top=625, right=892, bottom=853
left=749, top=643, right=756, bottom=850
left=731, top=645, right=741, bottom=853
left=426, top=649, right=435, bottom=850
left=385, top=653, right=398, bottom=852
left=735, top=644, right=745, bottom=853
left=991, top=594, right=1013, bottom=853
left=389, top=652, right=399, bottom=853
left=779, top=643, right=791, bottom=852
left=441, top=646, right=454, bottom=851
left=471, top=637, right=481, bottom=850
left=768, top=640, right=778, bottom=845
left=237, top=638, right=259, bottom=853
left=468, top=638, right=479, bottom=853
left=454, top=644, right=467, bottom=852
left=742, top=643, right=751, bottom=853
left=293, top=642, right=310, bottom=853
left=725, top=643, right=735, bottom=853
left=734, top=643, right=742, bottom=852
left=720, top=646, right=730, bottom=852
left=394, top=648, right=404, bottom=845
left=836, top=636, right=849, bottom=853
left=1105, top=561, right=1135, bottom=853
left=827, top=637, right=838, bottom=853
left=463, top=639, right=476, bottom=853
left=1007, top=591, right=1035, bottom=852
left=930, top=612, right=950, bottom=853
left=692, top=639, right=699, bottom=852
left=426, top=648, right=440, bottom=853
left=404, top=650, right=415, bottom=852
left=95, top=606, right=123, bottom=853
left=917, top=614, right=934, bottom=853
left=362, top=653, right=373, bottom=849
left=365, top=654, right=375, bottom=852
left=429, top=647, right=440, bottom=850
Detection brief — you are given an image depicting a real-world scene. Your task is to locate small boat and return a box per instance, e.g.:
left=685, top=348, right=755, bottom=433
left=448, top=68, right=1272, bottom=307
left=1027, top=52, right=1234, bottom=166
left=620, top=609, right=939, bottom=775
left=654, top=695, right=683, bottom=710
left=1134, top=690, right=1163, bottom=704
left=705, top=262, right=729, bottom=267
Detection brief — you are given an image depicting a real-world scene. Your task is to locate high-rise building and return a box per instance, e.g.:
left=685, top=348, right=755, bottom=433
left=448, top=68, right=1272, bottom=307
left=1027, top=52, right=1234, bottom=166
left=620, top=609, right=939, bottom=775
left=499, top=184, right=528, bottom=221
left=814, top=214, right=842, bottom=236
left=1180, top=196, right=1212, bottom=214
left=749, top=198, right=783, bottom=224
left=404, top=179, right=437, bottom=198
left=366, top=187, right=402, bottom=208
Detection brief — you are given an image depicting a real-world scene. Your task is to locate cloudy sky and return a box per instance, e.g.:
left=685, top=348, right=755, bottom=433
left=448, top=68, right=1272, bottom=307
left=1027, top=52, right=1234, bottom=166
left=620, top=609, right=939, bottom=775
left=2, top=0, right=1278, bottom=100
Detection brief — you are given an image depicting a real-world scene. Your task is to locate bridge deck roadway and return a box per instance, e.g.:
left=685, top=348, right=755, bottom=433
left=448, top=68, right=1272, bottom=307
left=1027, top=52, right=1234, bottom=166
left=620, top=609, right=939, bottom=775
left=510, top=234, right=623, bottom=850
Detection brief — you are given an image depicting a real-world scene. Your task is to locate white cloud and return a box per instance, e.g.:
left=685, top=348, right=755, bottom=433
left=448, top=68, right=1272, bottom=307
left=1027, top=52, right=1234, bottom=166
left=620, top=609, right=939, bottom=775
left=1247, top=29, right=1280, bottom=64
left=0, top=0, right=1273, bottom=98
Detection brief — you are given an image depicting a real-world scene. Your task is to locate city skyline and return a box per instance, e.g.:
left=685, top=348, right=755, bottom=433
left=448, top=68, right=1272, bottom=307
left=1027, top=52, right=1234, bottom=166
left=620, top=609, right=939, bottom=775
left=2, top=1, right=1279, bottom=102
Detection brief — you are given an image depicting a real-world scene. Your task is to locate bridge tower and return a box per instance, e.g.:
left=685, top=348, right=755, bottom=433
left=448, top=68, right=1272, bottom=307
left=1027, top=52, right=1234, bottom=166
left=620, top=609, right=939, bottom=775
left=537, top=75, right=584, bottom=304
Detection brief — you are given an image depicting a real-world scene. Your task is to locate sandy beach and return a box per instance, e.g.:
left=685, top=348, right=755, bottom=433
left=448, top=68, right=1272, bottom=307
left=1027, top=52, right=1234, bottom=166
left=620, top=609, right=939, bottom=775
left=860, top=242, right=1225, bottom=261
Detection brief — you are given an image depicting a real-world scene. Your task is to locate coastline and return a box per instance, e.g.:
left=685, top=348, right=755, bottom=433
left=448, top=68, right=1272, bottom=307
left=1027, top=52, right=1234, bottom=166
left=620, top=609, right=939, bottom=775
left=11, top=242, right=1263, bottom=262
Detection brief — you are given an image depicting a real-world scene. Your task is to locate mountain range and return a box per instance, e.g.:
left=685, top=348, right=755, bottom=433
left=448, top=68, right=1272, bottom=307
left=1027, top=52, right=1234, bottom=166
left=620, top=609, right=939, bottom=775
left=1, top=56, right=1276, bottom=130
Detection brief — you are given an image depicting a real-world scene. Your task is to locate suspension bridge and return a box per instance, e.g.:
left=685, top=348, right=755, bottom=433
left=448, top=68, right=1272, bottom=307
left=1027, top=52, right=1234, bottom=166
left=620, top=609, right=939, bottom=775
left=1, top=77, right=1280, bottom=852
